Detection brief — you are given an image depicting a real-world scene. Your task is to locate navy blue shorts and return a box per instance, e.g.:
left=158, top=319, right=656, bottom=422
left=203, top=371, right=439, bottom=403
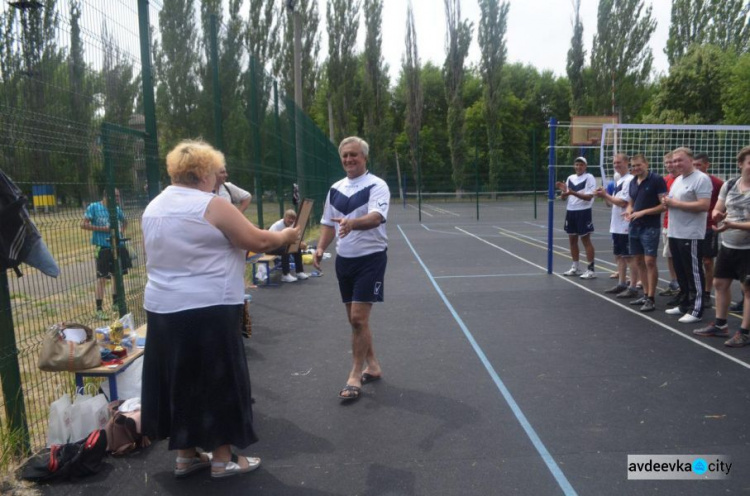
left=612, top=233, right=631, bottom=257
left=335, top=250, right=387, bottom=304
left=564, top=209, right=594, bottom=236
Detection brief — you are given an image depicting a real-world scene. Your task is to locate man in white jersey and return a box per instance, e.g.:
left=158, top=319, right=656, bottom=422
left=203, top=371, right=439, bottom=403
left=694, top=146, right=750, bottom=347
left=662, top=147, right=712, bottom=323
left=313, top=136, right=390, bottom=402
left=556, top=157, right=597, bottom=279
left=595, top=153, right=639, bottom=298
left=214, top=165, right=252, bottom=213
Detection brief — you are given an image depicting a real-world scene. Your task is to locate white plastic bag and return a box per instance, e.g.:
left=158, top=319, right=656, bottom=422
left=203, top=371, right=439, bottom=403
left=100, top=356, right=143, bottom=402
left=47, top=393, right=72, bottom=446
left=69, top=392, right=109, bottom=442
left=256, top=263, right=268, bottom=282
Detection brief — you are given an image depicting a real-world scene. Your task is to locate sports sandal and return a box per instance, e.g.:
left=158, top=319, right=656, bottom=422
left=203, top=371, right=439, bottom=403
left=174, top=452, right=212, bottom=478
left=361, top=373, right=382, bottom=384
left=211, top=456, right=261, bottom=479
left=338, top=384, right=361, bottom=401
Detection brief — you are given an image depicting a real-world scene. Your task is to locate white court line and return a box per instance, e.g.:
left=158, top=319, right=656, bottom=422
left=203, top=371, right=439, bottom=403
left=397, top=225, right=577, bottom=496
left=456, top=226, right=750, bottom=371
left=434, top=273, right=544, bottom=279
left=406, top=204, right=434, bottom=216
left=423, top=204, right=461, bottom=216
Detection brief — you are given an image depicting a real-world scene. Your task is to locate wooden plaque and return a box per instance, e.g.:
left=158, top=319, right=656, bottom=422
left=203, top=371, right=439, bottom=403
left=287, top=198, right=314, bottom=254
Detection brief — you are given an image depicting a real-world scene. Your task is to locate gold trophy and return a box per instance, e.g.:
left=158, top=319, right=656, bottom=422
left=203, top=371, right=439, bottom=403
left=109, top=318, right=127, bottom=357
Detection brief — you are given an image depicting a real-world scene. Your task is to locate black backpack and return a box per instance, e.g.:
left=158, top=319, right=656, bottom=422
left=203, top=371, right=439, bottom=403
left=20, top=429, right=108, bottom=483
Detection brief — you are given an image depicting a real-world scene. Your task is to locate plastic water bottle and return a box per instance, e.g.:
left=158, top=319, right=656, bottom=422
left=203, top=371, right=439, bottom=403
left=290, top=262, right=295, bottom=272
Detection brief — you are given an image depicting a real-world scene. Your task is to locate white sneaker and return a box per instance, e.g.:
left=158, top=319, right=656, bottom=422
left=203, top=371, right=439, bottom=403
left=579, top=270, right=596, bottom=280
left=665, top=307, right=682, bottom=315
left=281, top=274, right=298, bottom=283
left=563, top=267, right=582, bottom=276
left=678, top=314, right=701, bottom=324
left=295, top=272, right=309, bottom=280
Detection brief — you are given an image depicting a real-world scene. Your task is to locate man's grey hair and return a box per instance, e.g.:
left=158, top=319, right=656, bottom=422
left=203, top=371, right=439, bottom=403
left=339, top=136, right=369, bottom=158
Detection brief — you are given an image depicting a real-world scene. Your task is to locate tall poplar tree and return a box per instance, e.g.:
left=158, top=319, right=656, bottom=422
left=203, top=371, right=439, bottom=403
left=566, top=0, right=586, bottom=115
left=403, top=1, right=423, bottom=182
left=707, top=0, right=750, bottom=54
left=275, top=0, right=320, bottom=113
left=361, top=0, right=391, bottom=176
left=477, top=0, right=509, bottom=189
left=326, top=0, right=360, bottom=140
left=443, top=0, right=472, bottom=192
left=665, top=0, right=711, bottom=65
left=154, top=0, right=201, bottom=149
left=590, top=0, right=655, bottom=120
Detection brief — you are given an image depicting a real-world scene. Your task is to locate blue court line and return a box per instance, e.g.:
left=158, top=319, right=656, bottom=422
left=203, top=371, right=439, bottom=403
left=397, top=224, right=578, bottom=496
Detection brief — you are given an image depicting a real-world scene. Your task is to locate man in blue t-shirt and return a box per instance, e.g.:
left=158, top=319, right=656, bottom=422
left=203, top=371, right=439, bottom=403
left=81, top=189, right=130, bottom=319
left=625, top=154, right=667, bottom=312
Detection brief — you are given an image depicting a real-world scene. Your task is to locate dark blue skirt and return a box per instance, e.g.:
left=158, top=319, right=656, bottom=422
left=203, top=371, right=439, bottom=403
left=141, top=304, right=257, bottom=451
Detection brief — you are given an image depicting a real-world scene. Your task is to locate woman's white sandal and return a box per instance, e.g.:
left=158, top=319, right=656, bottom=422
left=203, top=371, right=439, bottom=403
left=210, top=456, right=261, bottom=479
left=174, top=452, right=212, bottom=478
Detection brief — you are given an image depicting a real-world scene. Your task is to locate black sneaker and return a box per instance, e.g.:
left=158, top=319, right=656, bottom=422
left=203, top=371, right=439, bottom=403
left=729, top=300, right=744, bottom=312
left=640, top=299, right=655, bottom=312
left=666, top=293, right=684, bottom=307
left=693, top=322, right=730, bottom=338
left=616, top=287, right=639, bottom=299
left=724, top=331, right=750, bottom=348
left=604, top=284, right=627, bottom=294
left=630, top=296, right=647, bottom=306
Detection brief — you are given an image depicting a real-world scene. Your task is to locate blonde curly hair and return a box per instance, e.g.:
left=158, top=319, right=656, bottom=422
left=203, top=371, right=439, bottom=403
left=166, top=139, right=224, bottom=185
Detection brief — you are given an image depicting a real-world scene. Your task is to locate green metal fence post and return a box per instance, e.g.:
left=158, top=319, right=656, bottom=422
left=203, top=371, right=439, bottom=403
left=475, top=144, right=479, bottom=221
left=137, top=0, right=161, bottom=201
left=0, top=270, right=30, bottom=457
left=101, top=124, right=128, bottom=317
left=249, top=57, right=264, bottom=228
left=274, top=81, right=284, bottom=219
left=532, top=128, right=538, bottom=219
left=209, top=14, right=224, bottom=151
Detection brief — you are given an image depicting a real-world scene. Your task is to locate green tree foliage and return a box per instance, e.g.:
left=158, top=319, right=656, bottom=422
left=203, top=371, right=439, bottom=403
left=566, top=0, right=585, bottom=115
left=708, top=0, right=750, bottom=54
left=647, top=44, right=732, bottom=124
left=326, top=0, right=360, bottom=140
left=275, top=0, right=321, bottom=113
left=477, top=0, right=509, bottom=189
left=443, top=0, right=473, bottom=191
left=665, top=0, right=711, bottom=65
left=403, top=1, right=423, bottom=184
left=590, top=0, right=656, bottom=120
left=361, top=0, right=391, bottom=177
left=722, top=52, right=750, bottom=124
left=154, top=0, right=201, bottom=151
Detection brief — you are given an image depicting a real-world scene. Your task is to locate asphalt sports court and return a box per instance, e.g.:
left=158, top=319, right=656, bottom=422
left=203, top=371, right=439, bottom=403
left=40, top=198, right=750, bottom=495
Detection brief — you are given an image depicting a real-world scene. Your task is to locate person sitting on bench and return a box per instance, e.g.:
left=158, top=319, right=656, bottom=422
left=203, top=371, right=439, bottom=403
left=269, top=210, right=309, bottom=283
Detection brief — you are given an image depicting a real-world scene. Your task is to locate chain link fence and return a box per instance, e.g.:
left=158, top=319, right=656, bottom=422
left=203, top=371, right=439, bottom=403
left=0, top=0, right=339, bottom=462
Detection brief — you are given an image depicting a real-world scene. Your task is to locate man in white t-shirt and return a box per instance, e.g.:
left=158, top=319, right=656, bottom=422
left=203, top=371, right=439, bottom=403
left=214, top=166, right=252, bottom=212
left=556, top=156, right=597, bottom=279
left=268, top=209, right=309, bottom=282
left=662, top=147, right=712, bottom=323
left=313, top=136, right=390, bottom=402
left=595, top=153, right=639, bottom=298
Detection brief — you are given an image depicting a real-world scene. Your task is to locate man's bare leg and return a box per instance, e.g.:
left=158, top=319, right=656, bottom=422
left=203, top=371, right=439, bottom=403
left=341, top=303, right=381, bottom=397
